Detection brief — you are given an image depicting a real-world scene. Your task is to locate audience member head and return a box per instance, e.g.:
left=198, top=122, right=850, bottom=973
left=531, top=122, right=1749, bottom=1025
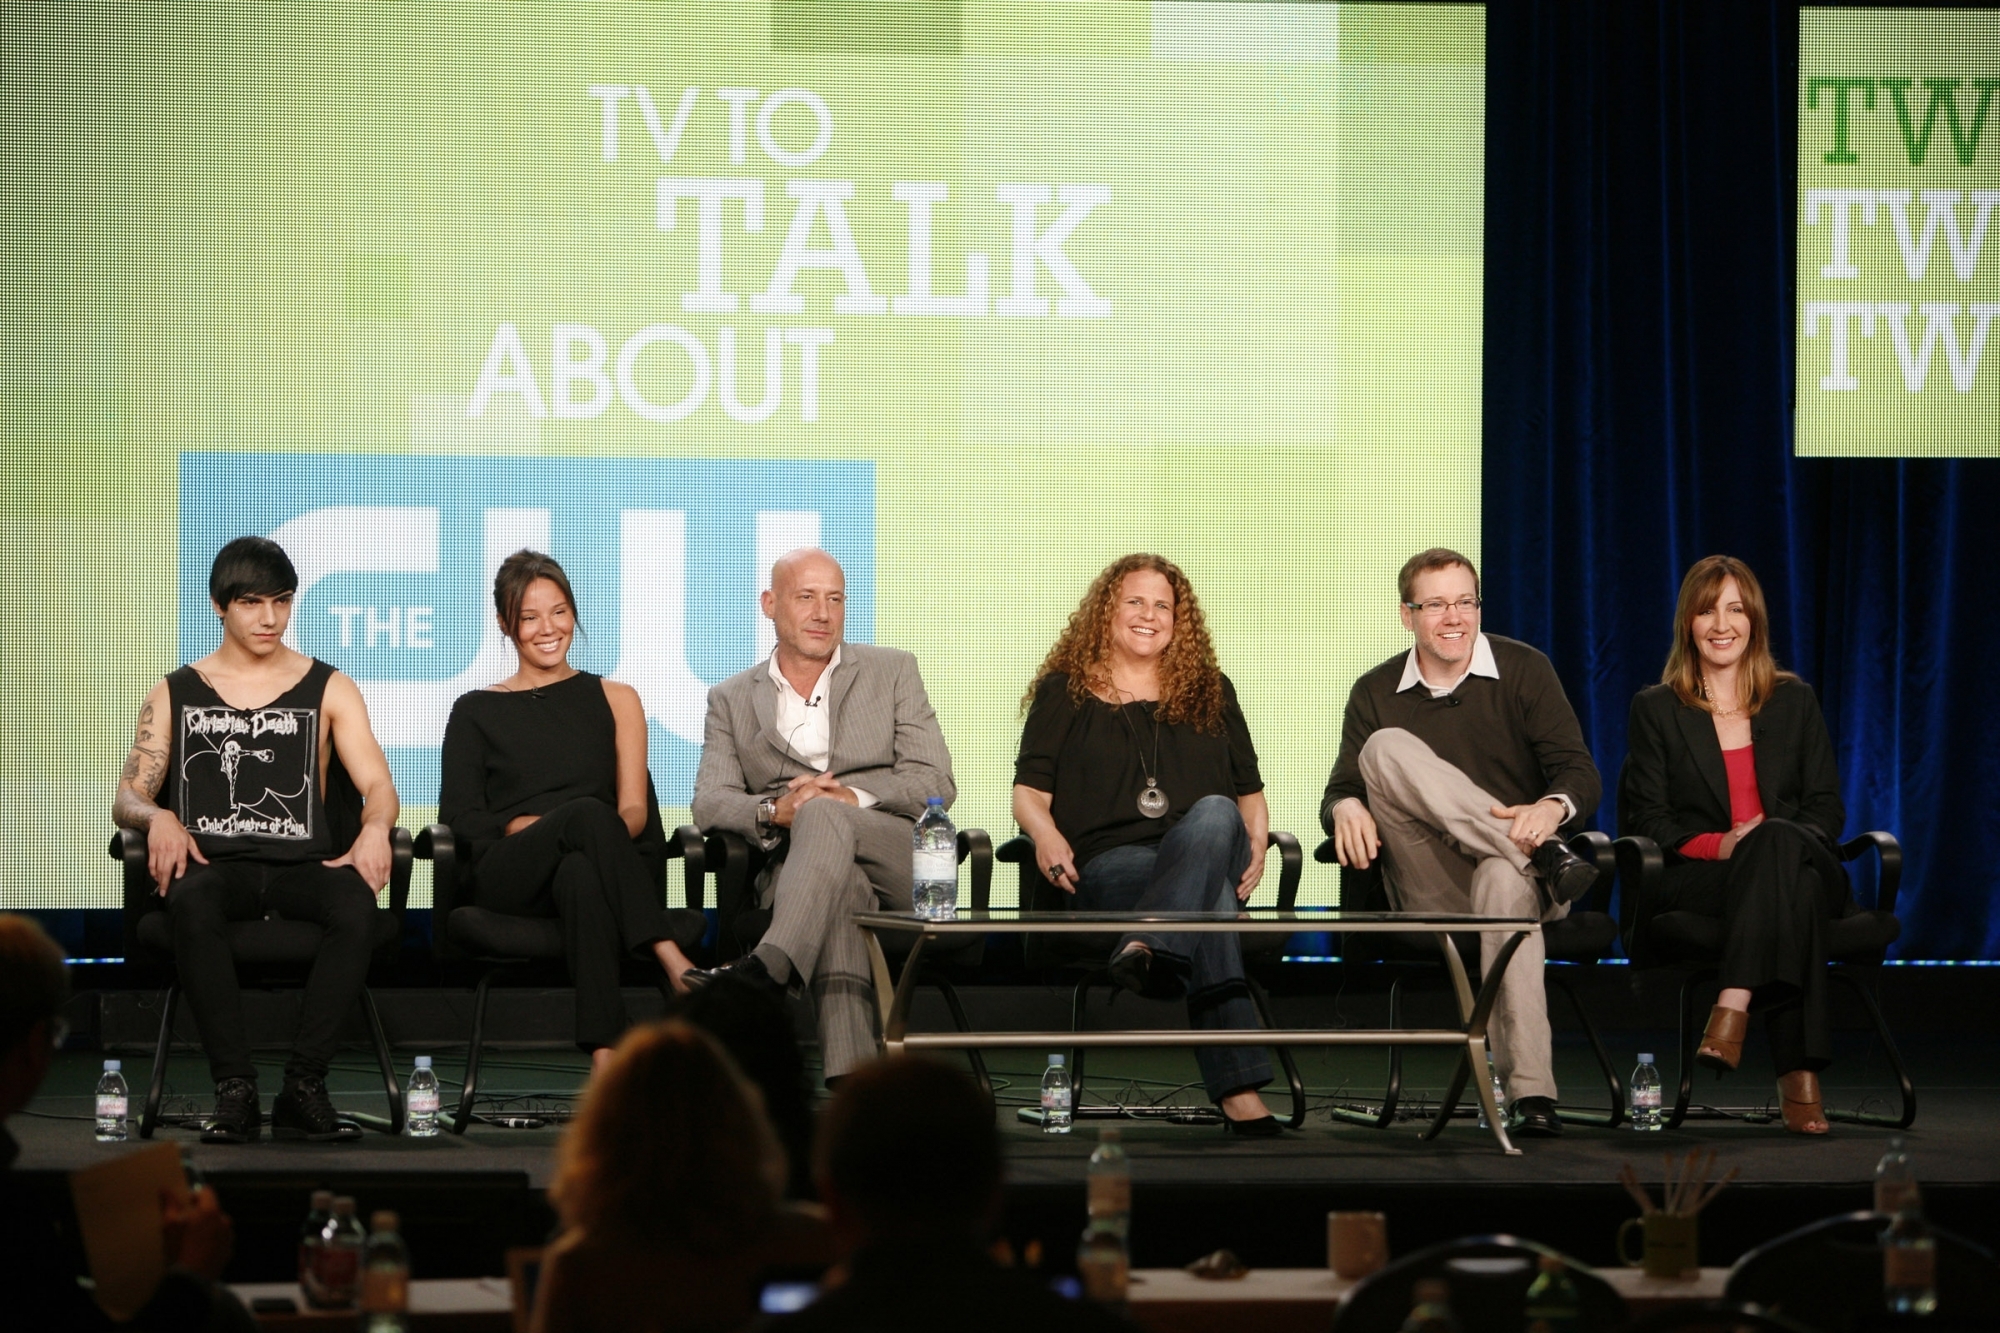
left=815, top=1057, right=1001, bottom=1252
left=1397, top=547, right=1480, bottom=607
left=1662, top=554, right=1790, bottom=714
left=492, top=548, right=582, bottom=642
left=550, top=1020, right=785, bottom=1253
left=672, top=974, right=816, bottom=1198
left=0, top=914, right=70, bottom=1118
left=207, top=536, right=298, bottom=609
left=1026, top=552, right=1224, bottom=731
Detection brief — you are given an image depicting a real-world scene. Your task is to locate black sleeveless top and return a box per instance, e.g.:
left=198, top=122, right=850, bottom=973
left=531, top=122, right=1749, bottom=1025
left=438, top=671, right=663, bottom=873
left=161, top=659, right=337, bottom=862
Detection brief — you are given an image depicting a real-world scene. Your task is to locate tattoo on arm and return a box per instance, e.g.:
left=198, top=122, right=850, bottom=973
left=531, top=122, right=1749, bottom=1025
left=114, top=698, right=170, bottom=827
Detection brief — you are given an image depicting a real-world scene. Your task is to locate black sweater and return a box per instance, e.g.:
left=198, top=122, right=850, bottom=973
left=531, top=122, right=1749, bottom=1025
left=1320, top=634, right=1600, bottom=833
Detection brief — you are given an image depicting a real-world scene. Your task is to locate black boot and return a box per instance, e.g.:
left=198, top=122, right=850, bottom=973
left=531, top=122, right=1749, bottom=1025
left=201, top=1077, right=262, bottom=1144
left=271, top=1074, right=361, bottom=1142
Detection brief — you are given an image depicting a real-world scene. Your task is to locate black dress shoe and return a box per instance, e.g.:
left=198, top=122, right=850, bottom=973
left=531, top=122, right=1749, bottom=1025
left=681, top=953, right=785, bottom=997
left=201, top=1078, right=262, bottom=1144
left=1105, top=946, right=1151, bottom=997
left=1221, top=1113, right=1285, bottom=1138
left=271, top=1075, right=362, bottom=1142
left=1509, top=1094, right=1564, bottom=1138
left=1529, top=839, right=1599, bottom=905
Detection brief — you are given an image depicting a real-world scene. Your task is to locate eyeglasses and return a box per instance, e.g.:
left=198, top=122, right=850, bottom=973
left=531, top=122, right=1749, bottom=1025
left=1404, top=597, right=1482, bottom=617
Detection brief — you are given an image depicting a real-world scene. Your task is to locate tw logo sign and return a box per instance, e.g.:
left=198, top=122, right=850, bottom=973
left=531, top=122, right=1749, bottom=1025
left=179, top=453, right=875, bottom=803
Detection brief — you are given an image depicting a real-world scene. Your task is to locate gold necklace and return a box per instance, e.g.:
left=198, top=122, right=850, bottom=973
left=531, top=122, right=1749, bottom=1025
left=1700, top=675, right=1745, bottom=719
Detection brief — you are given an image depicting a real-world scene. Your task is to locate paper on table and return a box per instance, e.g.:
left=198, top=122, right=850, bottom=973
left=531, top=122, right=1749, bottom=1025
left=68, top=1141, right=187, bottom=1322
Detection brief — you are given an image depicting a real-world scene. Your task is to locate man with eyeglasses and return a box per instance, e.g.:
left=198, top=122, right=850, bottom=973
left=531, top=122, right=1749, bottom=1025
left=1320, top=548, right=1601, bottom=1139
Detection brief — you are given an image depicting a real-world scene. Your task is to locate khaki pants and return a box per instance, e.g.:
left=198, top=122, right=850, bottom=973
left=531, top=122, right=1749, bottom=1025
left=1358, top=727, right=1566, bottom=1102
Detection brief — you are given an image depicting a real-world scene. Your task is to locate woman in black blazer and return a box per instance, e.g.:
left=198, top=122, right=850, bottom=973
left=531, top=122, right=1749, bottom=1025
left=1623, top=556, right=1853, bottom=1135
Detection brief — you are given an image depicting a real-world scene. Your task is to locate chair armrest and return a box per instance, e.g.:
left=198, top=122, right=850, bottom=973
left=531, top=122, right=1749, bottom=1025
left=414, top=824, right=460, bottom=958
left=957, top=828, right=993, bottom=912
left=1312, top=836, right=1338, bottom=865
left=1840, top=831, right=1903, bottom=915
left=1566, top=830, right=1615, bottom=915
left=1612, top=834, right=1665, bottom=960
left=996, top=834, right=1033, bottom=863
left=386, top=827, right=413, bottom=921
left=668, top=823, right=707, bottom=912
left=1268, top=830, right=1302, bottom=910
left=110, top=829, right=155, bottom=955
left=705, top=827, right=757, bottom=917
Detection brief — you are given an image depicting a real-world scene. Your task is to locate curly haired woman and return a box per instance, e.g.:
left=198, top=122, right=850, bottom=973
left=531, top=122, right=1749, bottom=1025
left=1011, top=554, right=1282, bottom=1134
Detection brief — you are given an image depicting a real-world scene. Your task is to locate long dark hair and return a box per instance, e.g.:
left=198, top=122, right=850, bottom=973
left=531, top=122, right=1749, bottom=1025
left=492, top=549, right=581, bottom=641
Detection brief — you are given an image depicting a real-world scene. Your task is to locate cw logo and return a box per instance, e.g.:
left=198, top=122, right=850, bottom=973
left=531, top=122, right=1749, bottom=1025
left=180, top=454, right=875, bottom=802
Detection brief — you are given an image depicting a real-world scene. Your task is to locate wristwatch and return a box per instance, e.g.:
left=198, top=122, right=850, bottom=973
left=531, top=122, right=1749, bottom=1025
left=756, top=797, right=778, bottom=837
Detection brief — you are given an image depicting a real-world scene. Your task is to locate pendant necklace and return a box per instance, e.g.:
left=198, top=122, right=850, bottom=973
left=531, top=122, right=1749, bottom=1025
left=1116, top=693, right=1169, bottom=818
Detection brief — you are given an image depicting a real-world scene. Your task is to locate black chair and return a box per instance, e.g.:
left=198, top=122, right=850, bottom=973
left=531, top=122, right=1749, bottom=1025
left=1612, top=760, right=1913, bottom=1129
left=1617, top=1302, right=1818, bottom=1333
left=705, top=823, right=995, bottom=1093
left=416, top=775, right=705, bottom=1133
left=993, top=830, right=1309, bottom=1127
left=112, top=757, right=414, bottom=1138
left=1724, top=1211, right=2000, bottom=1332
left=1330, top=1235, right=1625, bottom=1333
left=1314, top=832, right=1626, bottom=1129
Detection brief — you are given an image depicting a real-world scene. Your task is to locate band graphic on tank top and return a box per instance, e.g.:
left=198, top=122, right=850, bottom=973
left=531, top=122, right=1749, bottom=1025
left=176, top=704, right=318, bottom=842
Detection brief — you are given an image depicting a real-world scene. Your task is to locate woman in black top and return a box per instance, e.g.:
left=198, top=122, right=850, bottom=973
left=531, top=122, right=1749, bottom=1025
left=439, top=551, right=706, bottom=1071
left=1012, top=554, right=1280, bottom=1134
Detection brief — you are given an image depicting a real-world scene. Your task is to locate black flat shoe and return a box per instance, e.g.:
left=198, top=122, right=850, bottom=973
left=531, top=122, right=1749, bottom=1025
left=1528, top=839, right=1598, bottom=905
left=681, top=953, right=786, bottom=998
left=1508, top=1094, right=1564, bottom=1138
left=1105, top=946, right=1151, bottom=997
left=1221, top=1114, right=1285, bottom=1138
left=201, top=1077, right=262, bottom=1145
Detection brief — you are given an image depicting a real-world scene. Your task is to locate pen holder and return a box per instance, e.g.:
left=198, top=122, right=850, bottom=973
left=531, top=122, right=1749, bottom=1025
left=1617, top=1212, right=1699, bottom=1280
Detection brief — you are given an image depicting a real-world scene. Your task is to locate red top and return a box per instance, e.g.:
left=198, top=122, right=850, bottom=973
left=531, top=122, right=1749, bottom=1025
left=1678, top=745, right=1764, bottom=860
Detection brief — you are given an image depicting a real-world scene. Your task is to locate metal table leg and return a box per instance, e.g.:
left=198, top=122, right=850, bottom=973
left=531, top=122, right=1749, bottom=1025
left=863, top=925, right=932, bottom=1056
left=1422, top=929, right=1529, bottom=1155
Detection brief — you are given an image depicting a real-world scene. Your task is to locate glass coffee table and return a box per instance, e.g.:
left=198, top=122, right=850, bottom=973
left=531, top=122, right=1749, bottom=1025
left=854, top=908, right=1541, bottom=1155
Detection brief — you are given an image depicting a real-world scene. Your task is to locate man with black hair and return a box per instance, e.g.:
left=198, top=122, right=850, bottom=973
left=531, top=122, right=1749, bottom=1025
left=0, top=915, right=253, bottom=1330
left=112, top=536, right=400, bottom=1143
left=770, top=1057, right=1132, bottom=1332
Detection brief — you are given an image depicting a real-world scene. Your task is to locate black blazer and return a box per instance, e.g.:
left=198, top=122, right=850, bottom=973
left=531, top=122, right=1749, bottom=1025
left=1622, top=678, right=1844, bottom=863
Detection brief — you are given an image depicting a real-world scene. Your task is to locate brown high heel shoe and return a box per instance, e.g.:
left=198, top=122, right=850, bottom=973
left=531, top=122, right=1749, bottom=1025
left=1777, top=1070, right=1830, bottom=1135
left=1695, top=1004, right=1748, bottom=1072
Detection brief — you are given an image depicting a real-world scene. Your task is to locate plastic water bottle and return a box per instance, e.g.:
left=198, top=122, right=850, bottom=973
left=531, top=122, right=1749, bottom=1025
left=1882, top=1204, right=1938, bottom=1315
left=359, top=1210, right=411, bottom=1333
left=297, top=1189, right=333, bottom=1288
left=306, top=1195, right=366, bottom=1309
left=1087, top=1127, right=1130, bottom=1238
left=1629, top=1053, right=1663, bottom=1131
left=94, top=1059, right=129, bottom=1142
left=1875, top=1135, right=1919, bottom=1214
left=405, top=1056, right=440, bottom=1137
left=911, top=797, right=958, bottom=920
left=1040, top=1054, right=1072, bottom=1134
left=1476, top=1049, right=1504, bottom=1130
left=1076, top=1219, right=1129, bottom=1313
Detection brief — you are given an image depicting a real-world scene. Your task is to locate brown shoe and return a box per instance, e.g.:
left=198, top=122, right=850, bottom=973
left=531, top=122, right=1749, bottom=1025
left=1696, top=1004, right=1748, bottom=1071
left=1777, top=1069, right=1829, bottom=1135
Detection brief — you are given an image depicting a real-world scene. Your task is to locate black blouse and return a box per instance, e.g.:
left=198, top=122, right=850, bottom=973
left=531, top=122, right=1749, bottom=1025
left=1014, top=672, right=1262, bottom=870
left=438, top=671, right=623, bottom=867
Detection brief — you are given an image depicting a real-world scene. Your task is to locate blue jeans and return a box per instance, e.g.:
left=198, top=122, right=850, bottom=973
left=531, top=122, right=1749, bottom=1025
left=1076, top=794, right=1273, bottom=1102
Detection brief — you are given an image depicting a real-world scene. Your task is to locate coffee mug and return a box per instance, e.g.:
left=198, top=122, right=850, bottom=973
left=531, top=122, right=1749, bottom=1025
left=1617, top=1212, right=1699, bottom=1279
left=1327, top=1210, right=1389, bottom=1280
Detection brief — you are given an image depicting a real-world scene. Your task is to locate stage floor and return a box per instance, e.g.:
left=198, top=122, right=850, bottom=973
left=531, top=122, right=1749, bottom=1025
left=16, top=1030, right=1999, bottom=1278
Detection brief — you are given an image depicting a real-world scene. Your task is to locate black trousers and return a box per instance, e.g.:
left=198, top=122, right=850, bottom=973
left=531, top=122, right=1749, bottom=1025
left=468, top=798, right=677, bottom=1049
left=1659, top=819, right=1853, bottom=1074
left=167, top=858, right=378, bottom=1084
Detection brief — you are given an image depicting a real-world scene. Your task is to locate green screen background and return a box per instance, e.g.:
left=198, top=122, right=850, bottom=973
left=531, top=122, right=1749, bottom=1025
left=1, top=1, right=1484, bottom=910
left=1797, top=7, right=2000, bottom=457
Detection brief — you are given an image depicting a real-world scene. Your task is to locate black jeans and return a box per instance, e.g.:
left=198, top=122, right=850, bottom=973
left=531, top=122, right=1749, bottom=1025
left=167, top=858, right=378, bottom=1084
left=469, top=798, right=677, bottom=1049
left=1660, top=819, right=1853, bottom=1074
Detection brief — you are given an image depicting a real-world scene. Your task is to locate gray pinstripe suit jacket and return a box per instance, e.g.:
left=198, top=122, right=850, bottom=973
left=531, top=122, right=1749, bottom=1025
left=690, top=642, right=956, bottom=839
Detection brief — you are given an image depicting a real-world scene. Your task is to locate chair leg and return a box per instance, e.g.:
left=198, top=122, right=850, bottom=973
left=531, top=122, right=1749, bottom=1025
left=922, top=970, right=992, bottom=1103
left=1247, top=976, right=1308, bottom=1129
left=142, top=985, right=178, bottom=1139
left=1070, top=970, right=1097, bottom=1111
left=1327, top=971, right=1401, bottom=1129
left=1666, top=970, right=1716, bottom=1130
left=1827, top=967, right=1918, bottom=1129
left=356, top=988, right=404, bottom=1136
left=1550, top=970, right=1626, bottom=1128
left=449, top=969, right=499, bottom=1134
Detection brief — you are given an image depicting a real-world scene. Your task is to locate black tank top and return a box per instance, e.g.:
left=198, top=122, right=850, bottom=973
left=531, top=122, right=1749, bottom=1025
left=161, top=659, right=337, bottom=862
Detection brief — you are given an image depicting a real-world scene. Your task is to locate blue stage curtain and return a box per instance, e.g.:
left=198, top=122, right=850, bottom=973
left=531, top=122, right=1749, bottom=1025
left=1481, top=0, right=2000, bottom=958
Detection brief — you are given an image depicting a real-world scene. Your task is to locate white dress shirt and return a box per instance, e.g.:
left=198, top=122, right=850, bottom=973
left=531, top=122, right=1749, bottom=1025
left=767, top=647, right=876, bottom=808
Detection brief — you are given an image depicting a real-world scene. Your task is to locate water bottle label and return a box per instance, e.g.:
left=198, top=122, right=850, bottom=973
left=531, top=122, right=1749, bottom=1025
left=1631, top=1088, right=1661, bottom=1109
left=407, top=1089, right=440, bottom=1115
left=1043, top=1088, right=1072, bottom=1111
left=912, top=850, right=956, bottom=881
left=97, top=1094, right=128, bottom=1119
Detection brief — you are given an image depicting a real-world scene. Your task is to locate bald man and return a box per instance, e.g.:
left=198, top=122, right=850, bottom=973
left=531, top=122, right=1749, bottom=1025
left=685, top=550, right=956, bottom=1082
